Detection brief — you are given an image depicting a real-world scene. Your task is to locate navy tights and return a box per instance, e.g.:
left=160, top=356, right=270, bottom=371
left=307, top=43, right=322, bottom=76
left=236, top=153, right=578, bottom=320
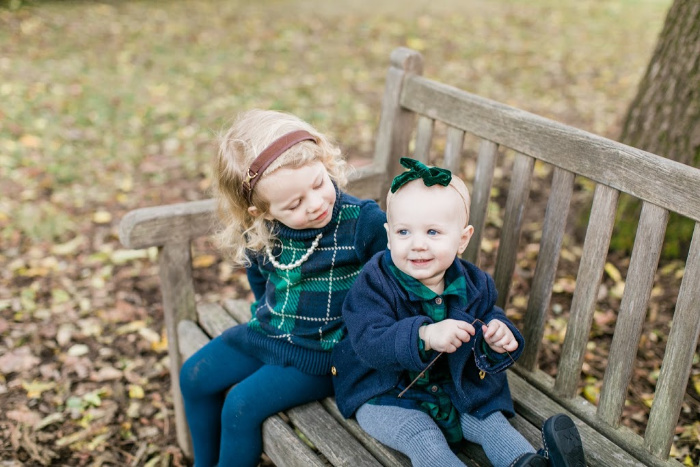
left=179, top=335, right=333, bottom=467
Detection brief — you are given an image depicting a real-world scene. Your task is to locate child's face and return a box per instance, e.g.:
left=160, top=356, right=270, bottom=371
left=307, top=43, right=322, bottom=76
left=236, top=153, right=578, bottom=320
left=252, top=160, right=336, bottom=230
left=385, top=181, right=473, bottom=293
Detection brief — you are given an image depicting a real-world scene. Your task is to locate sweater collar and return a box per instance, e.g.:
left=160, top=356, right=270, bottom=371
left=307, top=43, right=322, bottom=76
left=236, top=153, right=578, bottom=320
left=272, top=182, right=344, bottom=241
left=384, top=250, right=468, bottom=306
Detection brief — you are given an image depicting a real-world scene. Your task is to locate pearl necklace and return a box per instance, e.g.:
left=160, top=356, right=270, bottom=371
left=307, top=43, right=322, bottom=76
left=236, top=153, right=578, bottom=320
left=266, top=233, right=323, bottom=271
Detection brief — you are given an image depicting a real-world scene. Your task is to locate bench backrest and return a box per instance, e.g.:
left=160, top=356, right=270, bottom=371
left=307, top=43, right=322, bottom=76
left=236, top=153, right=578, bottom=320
left=373, top=47, right=700, bottom=466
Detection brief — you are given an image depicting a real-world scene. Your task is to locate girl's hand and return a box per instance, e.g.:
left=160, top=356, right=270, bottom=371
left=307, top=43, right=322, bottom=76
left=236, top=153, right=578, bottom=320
left=419, top=319, right=475, bottom=353
left=482, top=319, right=518, bottom=354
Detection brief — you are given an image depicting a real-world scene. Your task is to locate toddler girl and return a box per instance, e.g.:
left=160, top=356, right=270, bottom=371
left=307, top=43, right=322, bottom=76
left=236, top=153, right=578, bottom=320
left=332, top=158, right=586, bottom=467
left=179, top=109, right=388, bottom=466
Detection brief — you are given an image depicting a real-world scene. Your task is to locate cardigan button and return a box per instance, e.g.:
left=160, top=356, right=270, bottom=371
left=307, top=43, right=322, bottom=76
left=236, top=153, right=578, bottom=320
left=331, top=366, right=337, bottom=376
left=430, top=385, right=439, bottom=393
left=435, top=297, right=443, bottom=305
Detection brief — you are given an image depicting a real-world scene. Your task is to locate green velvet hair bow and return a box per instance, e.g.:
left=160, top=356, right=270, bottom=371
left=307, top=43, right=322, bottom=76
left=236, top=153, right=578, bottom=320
left=390, top=157, right=452, bottom=193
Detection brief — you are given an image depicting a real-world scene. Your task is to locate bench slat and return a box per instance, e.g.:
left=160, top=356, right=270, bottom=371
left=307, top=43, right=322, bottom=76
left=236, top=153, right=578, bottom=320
left=508, top=371, right=649, bottom=467
left=177, top=319, right=211, bottom=360
left=493, top=152, right=534, bottom=309
left=197, top=302, right=239, bottom=338
left=555, top=183, right=619, bottom=398
left=288, top=402, right=383, bottom=467
left=599, top=202, right=668, bottom=427
left=373, top=48, right=424, bottom=194
left=160, top=242, right=197, bottom=457
left=223, top=298, right=252, bottom=324
left=400, top=75, right=700, bottom=223
left=520, top=167, right=575, bottom=371
left=413, top=115, right=434, bottom=162
left=443, top=125, right=465, bottom=175
left=262, top=416, right=327, bottom=467
left=464, top=139, right=498, bottom=266
left=321, top=398, right=411, bottom=467
left=645, top=223, right=700, bottom=458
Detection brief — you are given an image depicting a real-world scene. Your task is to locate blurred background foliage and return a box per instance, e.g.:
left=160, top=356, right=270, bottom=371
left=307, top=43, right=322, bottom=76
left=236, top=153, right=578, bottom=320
left=1, top=0, right=671, bottom=247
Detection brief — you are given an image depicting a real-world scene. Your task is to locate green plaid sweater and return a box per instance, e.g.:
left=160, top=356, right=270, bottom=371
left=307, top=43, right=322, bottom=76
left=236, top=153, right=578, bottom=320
left=222, top=189, right=387, bottom=375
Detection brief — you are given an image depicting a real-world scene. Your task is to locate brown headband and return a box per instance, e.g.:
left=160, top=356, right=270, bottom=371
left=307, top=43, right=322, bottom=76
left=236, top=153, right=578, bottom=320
left=241, top=130, right=319, bottom=204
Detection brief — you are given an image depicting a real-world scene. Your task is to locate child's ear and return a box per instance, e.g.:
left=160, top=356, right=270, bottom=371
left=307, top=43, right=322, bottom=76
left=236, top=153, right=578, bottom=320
left=249, top=206, right=274, bottom=221
left=457, top=225, right=475, bottom=254
left=384, top=223, right=391, bottom=250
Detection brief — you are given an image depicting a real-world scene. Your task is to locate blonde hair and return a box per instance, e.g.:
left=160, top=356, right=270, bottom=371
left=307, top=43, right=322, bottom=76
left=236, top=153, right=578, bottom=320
left=213, top=109, right=350, bottom=266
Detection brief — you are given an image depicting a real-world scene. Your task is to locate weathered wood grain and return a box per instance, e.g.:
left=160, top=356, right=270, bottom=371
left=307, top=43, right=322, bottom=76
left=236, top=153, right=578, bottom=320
left=400, top=75, right=700, bottom=222
left=262, top=415, right=326, bottom=467
left=413, top=115, right=434, bottom=162
left=463, top=139, right=498, bottom=266
left=373, top=47, right=424, bottom=206
left=321, top=398, right=411, bottom=467
left=288, top=402, right=383, bottom=467
left=443, top=125, right=465, bottom=174
left=159, top=243, right=197, bottom=457
left=555, top=184, right=618, bottom=398
left=493, top=152, right=534, bottom=309
left=645, top=223, right=700, bottom=458
left=197, top=302, right=238, bottom=338
left=599, top=202, right=668, bottom=427
left=223, top=298, right=252, bottom=324
left=519, top=167, right=575, bottom=371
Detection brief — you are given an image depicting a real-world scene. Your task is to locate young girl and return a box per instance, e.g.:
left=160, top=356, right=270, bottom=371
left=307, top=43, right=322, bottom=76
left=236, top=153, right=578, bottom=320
left=179, top=109, right=388, bottom=467
left=332, top=158, right=586, bottom=467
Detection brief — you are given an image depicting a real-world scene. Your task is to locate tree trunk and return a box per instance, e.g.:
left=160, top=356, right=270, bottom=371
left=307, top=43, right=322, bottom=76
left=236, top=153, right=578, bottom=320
left=619, top=0, right=700, bottom=166
left=611, top=0, right=700, bottom=258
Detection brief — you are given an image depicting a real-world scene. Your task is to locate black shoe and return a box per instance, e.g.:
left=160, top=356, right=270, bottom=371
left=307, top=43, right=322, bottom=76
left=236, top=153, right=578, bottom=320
left=541, top=414, right=586, bottom=467
left=510, top=452, right=549, bottom=466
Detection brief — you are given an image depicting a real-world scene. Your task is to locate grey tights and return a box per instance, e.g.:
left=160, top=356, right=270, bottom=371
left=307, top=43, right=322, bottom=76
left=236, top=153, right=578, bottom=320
left=355, top=403, right=535, bottom=467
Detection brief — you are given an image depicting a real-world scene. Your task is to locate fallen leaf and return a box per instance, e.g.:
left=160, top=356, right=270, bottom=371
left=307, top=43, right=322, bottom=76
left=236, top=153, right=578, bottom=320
left=128, top=384, right=145, bottom=399
left=604, top=262, right=623, bottom=283
left=0, top=346, right=40, bottom=374
left=51, top=235, right=86, bottom=256
left=193, top=254, right=217, bottom=268
left=6, top=409, right=42, bottom=425
left=22, top=380, right=56, bottom=398
left=92, top=210, right=112, bottom=224
left=67, top=344, right=90, bottom=357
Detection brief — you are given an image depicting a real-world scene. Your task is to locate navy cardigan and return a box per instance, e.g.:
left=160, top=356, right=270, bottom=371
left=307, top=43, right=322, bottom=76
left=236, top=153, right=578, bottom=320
left=332, top=251, right=525, bottom=419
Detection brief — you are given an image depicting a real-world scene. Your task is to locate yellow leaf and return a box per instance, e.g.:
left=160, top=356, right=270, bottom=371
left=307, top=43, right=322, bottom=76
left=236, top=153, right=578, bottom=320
left=582, top=384, right=599, bottom=404
left=604, top=262, right=622, bottom=283
left=22, top=380, right=56, bottom=398
left=51, top=235, right=86, bottom=256
left=92, top=210, right=112, bottom=224
left=128, top=384, right=145, bottom=399
left=406, top=37, right=426, bottom=51
left=193, top=254, right=217, bottom=269
left=116, top=320, right=146, bottom=335
left=151, top=331, right=168, bottom=353
left=692, top=373, right=700, bottom=396
left=20, top=134, right=41, bottom=148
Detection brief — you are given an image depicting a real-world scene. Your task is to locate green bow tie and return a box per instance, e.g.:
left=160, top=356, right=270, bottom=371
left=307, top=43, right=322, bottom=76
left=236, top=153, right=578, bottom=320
left=390, top=157, right=452, bottom=193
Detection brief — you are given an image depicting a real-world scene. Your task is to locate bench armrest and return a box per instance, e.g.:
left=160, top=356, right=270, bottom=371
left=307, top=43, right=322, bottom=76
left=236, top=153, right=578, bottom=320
left=119, top=199, right=216, bottom=249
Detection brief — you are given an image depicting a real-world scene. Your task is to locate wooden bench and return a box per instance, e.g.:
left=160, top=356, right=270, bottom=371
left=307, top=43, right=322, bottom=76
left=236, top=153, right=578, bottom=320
left=119, top=47, right=700, bottom=466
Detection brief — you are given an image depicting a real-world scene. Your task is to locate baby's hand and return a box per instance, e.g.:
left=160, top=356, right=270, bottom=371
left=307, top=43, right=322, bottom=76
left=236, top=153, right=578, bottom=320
left=419, top=319, right=476, bottom=353
left=482, top=319, right=518, bottom=354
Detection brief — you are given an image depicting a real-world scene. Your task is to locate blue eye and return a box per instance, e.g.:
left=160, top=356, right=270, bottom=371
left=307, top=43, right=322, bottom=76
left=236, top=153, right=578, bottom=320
left=398, top=229, right=409, bottom=236
left=427, top=229, right=438, bottom=236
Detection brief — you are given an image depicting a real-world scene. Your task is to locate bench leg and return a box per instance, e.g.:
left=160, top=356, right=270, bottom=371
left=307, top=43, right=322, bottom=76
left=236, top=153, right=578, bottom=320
left=159, top=243, right=198, bottom=458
